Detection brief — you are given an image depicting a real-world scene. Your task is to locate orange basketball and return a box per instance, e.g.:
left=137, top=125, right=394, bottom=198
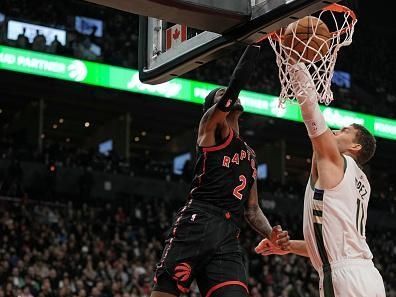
left=282, top=16, right=331, bottom=62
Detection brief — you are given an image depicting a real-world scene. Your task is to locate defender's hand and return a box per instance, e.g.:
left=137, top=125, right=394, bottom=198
left=255, top=238, right=290, bottom=256
left=269, top=225, right=290, bottom=250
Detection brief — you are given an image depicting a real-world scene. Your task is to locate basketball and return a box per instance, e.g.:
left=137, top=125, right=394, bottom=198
left=282, top=16, right=331, bottom=62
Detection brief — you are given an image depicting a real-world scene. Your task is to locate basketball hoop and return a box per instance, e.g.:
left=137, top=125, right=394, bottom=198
left=268, top=4, right=357, bottom=107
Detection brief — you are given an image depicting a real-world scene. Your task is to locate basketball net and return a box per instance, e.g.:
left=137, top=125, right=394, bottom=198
left=268, top=4, right=357, bottom=107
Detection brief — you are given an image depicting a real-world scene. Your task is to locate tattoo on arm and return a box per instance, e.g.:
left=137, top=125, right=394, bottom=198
left=244, top=205, right=272, bottom=239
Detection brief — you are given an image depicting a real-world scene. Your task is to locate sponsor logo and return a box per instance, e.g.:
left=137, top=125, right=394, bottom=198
left=173, top=262, right=192, bottom=282
left=270, top=98, right=286, bottom=118
left=68, top=60, right=88, bottom=82
left=127, top=73, right=182, bottom=98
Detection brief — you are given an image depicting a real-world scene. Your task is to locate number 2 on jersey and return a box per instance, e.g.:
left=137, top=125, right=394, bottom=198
left=233, top=175, right=246, bottom=200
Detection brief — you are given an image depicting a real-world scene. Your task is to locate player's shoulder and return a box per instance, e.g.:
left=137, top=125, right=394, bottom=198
left=343, top=155, right=363, bottom=171
left=247, top=144, right=257, bottom=159
left=343, top=154, right=370, bottom=183
left=343, top=154, right=358, bottom=168
left=233, top=132, right=256, bottom=158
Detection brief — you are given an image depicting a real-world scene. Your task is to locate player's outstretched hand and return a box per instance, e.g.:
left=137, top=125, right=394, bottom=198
left=254, top=238, right=290, bottom=256
left=254, top=225, right=290, bottom=256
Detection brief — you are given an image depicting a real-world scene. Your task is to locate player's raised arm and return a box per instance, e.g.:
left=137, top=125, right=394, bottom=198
left=289, top=63, right=344, bottom=188
left=200, top=45, right=260, bottom=132
left=244, top=180, right=290, bottom=250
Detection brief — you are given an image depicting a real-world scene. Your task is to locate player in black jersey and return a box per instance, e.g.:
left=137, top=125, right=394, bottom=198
left=151, top=45, right=290, bottom=297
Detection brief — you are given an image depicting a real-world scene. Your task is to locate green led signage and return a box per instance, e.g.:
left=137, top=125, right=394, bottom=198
left=1, top=45, right=396, bottom=140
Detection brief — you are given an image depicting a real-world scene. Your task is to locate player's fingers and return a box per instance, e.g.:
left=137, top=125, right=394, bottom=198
left=260, top=247, right=275, bottom=255
left=256, top=247, right=268, bottom=254
left=277, top=232, right=289, bottom=242
left=277, top=230, right=288, bottom=239
left=273, top=225, right=282, bottom=232
left=276, top=234, right=290, bottom=246
left=280, top=240, right=291, bottom=249
left=254, top=239, right=266, bottom=251
left=279, top=240, right=291, bottom=250
left=262, top=247, right=285, bottom=256
left=254, top=239, right=271, bottom=253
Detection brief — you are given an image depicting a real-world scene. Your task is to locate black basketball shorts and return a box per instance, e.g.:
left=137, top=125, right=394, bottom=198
left=153, top=199, right=249, bottom=297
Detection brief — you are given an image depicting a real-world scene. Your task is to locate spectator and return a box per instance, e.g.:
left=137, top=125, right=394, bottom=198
left=48, top=34, right=62, bottom=54
left=32, top=29, right=46, bottom=52
left=73, top=34, right=100, bottom=61
left=16, top=27, right=29, bottom=49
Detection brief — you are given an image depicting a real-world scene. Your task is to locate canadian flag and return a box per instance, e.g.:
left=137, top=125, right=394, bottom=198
left=166, top=24, right=187, bottom=51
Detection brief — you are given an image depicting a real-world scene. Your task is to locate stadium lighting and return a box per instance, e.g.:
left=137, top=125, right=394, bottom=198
left=1, top=45, right=396, bottom=141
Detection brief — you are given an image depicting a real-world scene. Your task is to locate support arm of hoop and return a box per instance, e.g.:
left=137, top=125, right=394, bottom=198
left=289, top=63, right=327, bottom=138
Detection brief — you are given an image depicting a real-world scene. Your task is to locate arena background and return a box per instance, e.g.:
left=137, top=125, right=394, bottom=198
left=0, top=1, right=395, bottom=296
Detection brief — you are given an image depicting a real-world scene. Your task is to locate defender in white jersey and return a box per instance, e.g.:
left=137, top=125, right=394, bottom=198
left=255, top=63, right=385, bottom=297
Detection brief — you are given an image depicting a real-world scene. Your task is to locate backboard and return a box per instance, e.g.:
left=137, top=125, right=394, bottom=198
left=139, top=0, right=341, bottom=84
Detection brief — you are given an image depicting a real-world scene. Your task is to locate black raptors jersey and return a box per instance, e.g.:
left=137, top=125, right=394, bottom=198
left=189, top=129, right=257, bottom=220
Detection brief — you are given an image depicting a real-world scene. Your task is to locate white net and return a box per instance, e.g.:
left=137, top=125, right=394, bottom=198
left=268, top=4, right=357, bottom=106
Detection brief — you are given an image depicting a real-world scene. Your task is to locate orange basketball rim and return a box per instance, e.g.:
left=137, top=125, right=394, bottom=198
left=264, top=3, right=358, bottom=106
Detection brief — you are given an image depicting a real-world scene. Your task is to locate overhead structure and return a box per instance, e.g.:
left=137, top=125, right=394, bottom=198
left=84, top=0, right=251, bottom=33
left=84, top=0, right=342, bottom=84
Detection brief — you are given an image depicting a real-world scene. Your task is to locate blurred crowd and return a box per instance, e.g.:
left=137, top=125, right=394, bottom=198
left=1, top=134, right=396, bottom=213
left=0, top=0, right=138, bottom=67
left=0, top=137, right=174, bottom=187
left=0, top=195, right=395, bottom=297
left=0, top=0, right=395, bottom=118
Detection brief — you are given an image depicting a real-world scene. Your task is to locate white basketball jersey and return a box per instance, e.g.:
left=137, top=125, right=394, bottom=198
left=303, top=155, right=373, bottom=271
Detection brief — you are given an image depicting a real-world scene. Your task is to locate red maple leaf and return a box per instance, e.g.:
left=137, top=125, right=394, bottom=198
left=173, top=28, right=180, bottom=40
